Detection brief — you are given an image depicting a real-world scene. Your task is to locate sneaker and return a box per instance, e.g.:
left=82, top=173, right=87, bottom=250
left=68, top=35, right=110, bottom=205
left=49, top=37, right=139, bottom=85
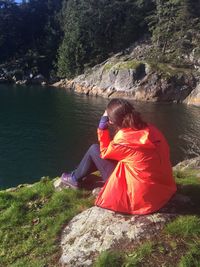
left=61, top=172, right=78, bottom=189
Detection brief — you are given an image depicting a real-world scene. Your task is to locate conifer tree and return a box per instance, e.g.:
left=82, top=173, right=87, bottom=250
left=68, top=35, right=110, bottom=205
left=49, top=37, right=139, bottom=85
left=57, top=0, right=154, bottom=78
left=148, top=0, right=200, bottom=62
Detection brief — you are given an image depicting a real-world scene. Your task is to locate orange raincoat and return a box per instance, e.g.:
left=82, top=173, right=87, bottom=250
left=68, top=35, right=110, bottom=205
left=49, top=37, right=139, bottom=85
left=95, top=125, right=177, bottom=215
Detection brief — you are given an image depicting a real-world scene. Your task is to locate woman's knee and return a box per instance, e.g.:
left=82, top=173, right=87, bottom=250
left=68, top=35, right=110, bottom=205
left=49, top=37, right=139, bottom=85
left=89, top=144, right=100, bottom=154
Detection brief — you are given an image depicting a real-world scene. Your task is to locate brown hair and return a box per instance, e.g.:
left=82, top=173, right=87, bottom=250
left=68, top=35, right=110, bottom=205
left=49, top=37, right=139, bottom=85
left=106, top=98, right=147, bottom=130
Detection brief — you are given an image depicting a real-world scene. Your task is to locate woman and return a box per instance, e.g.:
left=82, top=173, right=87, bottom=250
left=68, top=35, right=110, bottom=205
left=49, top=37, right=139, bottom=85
left=61, top=98, right=177, bottom=215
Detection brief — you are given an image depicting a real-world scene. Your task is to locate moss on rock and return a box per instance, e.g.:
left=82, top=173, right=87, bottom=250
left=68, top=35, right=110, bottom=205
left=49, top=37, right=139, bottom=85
left=104, top=60, right=144, bottom=72
left=147, top=62, right=193, bottom=78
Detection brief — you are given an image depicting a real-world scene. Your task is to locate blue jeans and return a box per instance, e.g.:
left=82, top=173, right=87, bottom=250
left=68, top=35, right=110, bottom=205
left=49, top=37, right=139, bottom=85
left=73, top=144, right=117, bottom=182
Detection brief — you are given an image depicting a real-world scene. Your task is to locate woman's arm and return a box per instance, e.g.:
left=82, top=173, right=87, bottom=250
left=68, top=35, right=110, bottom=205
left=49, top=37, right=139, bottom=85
left=97, top=128, right=130, bottom=161
left=97, top=110, right=129, bottom=161
left=97, top=128, right=111, bottom=151
left=97, top=110, right=110, bottom=146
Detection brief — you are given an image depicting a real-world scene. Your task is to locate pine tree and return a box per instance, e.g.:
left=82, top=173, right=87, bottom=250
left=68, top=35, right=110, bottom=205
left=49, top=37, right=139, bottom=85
left=57, top=0, right=154, bottom=78
left=148, top=0, right=200, bottom=63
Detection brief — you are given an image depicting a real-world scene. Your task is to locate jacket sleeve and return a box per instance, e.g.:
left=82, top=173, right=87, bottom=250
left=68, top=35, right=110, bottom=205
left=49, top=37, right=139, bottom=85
left=97, top=128, right=130, bottom=161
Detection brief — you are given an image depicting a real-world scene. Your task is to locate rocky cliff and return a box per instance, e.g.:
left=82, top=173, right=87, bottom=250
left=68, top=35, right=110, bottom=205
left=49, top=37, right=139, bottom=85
left=53, top=42, right=200, bottom=105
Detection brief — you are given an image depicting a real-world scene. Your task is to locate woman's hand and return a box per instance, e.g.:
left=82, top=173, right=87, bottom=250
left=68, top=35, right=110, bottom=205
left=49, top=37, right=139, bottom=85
left=98, top=110, right=109, bottom=129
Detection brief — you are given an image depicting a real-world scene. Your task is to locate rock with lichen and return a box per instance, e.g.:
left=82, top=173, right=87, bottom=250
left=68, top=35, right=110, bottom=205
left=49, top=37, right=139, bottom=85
left=59, top=193, right=191, bottom=267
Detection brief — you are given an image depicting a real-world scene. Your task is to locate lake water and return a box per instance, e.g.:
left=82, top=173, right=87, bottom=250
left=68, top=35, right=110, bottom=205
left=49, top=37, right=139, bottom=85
left=0, top=84, right=200, bottom=189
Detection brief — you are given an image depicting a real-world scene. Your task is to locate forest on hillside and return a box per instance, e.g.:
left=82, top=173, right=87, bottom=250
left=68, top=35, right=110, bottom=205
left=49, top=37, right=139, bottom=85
left=0, top=0, right=199, bottom=79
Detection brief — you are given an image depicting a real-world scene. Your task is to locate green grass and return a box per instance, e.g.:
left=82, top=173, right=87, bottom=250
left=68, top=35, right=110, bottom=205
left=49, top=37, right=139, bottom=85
left=117, top=60, right=144, bottom=70
left=93, top=242, right=153, bottom=267
left=147, top=62, right=193, bottom=78
left=104, top=59, right=193, bottom=79
left=173, top=169, right=200, bottom=184
left=124, top=242, right=153, bottom=267
left=178, top=244, right=200, bottom=267
left=165, top=215, right=200, bottom=236
left=104, top=62, right=116, bottom=71
left=0, top=178, right=93, bottom=267
left=93, top=251, right=124, bottom=267
left=174, top=168, right=200, bottom=207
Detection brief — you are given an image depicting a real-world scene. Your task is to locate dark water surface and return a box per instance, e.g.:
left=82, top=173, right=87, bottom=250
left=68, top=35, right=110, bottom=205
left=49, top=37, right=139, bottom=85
left=0, top=84, right=200, bottom=188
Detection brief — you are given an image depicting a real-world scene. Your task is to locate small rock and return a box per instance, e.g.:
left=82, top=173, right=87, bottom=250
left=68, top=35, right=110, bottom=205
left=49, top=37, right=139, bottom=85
left=5, top=187, right=17, bottom=192
left=31, top=74, right=46, bottom=85
left=41, top=81, right=47, bottom=86
left=92, top=187, right=102, bottom=197
left=32, top=218, right=40, bottom=225
left=53, top=178, right=70, bottom=191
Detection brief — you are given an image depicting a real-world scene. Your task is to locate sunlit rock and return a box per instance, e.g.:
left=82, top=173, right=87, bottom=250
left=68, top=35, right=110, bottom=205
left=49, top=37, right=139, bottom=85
left=184, top=84, right=200, bottom=106
left=59, top=193, right=191, bottom=267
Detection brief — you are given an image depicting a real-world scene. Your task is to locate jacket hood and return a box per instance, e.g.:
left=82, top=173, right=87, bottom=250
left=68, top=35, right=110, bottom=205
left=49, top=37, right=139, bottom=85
left=114, top=127, right=158, bottom=149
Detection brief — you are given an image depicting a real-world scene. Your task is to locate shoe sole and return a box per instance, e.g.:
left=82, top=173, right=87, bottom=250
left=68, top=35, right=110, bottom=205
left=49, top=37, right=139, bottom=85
left=61, top=179, right=78, bottom=189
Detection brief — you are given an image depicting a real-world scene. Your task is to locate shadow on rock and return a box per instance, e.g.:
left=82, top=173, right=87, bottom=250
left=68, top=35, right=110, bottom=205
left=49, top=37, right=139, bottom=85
left=159, top=184, right=200, bottom=216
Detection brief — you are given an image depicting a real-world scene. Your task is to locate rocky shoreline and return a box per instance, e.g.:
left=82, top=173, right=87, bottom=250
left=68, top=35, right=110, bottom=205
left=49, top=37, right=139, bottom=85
left=1, top=43, right=200, bottom=106
left=52, top=43, right=200, bottom=106
left=0, top=56, right=58, bottom=86
left=0, top=70, right=48, bottom=86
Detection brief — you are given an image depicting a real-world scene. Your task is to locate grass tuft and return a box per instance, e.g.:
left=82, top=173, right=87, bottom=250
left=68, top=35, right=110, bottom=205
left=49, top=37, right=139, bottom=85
left=125, top=241, right=153, bottom=267
left=178, top=244, right=200, bottom=267
left=94, top=241, right=153, bottom=267
left=93, top=251, right=124, bottom=267
left=165, top=215, right=200, bottom=237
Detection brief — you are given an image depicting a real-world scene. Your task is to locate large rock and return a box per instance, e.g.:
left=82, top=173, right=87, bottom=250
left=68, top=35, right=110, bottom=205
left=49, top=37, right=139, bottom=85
left=52, top=43, right=197, bottom=103
left=184, top=83, right=200, bottom=106
left=134, top=71, right=195, bottom=102
left=59, top=194, right=190, bottom=267
left=173, top=156, right=200, bottom=172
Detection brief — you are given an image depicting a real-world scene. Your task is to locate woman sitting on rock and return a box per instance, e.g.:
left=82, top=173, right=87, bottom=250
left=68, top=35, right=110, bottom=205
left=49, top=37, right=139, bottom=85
left=61, top=98, right=177, bottom=215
